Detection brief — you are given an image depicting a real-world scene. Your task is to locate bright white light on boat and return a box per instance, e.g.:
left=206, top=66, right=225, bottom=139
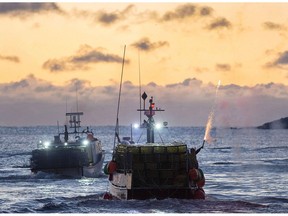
left=82, top=139, right=89, bottom=146
left=133, top=123, right=139, bottom=129
left=43, top=141, right=50, bottom=148
left=155, top=123, right=162, bottom=129
left=39, top=140, right=42, bottom=144
left=64, top=142, right=68, bottom=146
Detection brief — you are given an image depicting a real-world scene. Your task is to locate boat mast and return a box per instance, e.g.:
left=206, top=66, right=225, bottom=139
left=137, top=92, right=164, bottom=143
left=66, top=112, right=83, bottom=133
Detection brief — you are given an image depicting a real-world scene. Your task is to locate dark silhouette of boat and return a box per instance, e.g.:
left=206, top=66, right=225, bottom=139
left=30, top=112, right=105, bottom=178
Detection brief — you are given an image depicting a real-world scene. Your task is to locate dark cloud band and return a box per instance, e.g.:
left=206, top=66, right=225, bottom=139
left=0, top=55, right=20, bottom=63
left=43, top=45, right=128, bottom=72
left=0, top=3, right=64, bottom=16
left=131, top=38, right=169, bottom=52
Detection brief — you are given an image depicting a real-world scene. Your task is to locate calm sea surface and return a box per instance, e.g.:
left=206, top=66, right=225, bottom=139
left=0, top=126, right=287, bottom=213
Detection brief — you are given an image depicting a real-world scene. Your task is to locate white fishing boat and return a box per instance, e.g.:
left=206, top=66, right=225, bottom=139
left=104, top=93, right=206, bottom=200
left=30, top=112, right=105, bottom=178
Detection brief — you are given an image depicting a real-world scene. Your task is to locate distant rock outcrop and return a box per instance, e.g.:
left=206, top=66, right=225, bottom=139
left=257, top=117, right=288, bottom=129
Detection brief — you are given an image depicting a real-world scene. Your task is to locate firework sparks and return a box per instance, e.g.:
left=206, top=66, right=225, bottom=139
left=204, top=80, right=221, bottom=143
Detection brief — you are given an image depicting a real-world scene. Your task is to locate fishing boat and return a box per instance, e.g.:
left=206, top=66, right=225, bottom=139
left=30, top=112, right=105, bottom=178
left=104, top=92, right=206, bottom=200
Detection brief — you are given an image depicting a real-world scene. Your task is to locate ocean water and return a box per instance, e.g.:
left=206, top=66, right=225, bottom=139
left=0, top=125, right=287, bottom=213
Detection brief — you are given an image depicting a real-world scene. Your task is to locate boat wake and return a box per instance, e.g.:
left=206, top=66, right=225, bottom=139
left=55, top=195, right=269, bottom=213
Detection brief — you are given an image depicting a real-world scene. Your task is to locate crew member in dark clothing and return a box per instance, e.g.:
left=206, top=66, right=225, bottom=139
left=195, top=145, right=204, bottom=155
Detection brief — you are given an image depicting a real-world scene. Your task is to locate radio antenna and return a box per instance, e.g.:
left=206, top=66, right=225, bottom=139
left=138, top=49, right=142, bottom=125
left=114, top=45, right=126, bottom=149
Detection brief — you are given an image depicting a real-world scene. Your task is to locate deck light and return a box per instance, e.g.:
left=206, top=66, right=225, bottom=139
left=133, top=123, right=140, bottom=129
left=43, top=141, right=50, bottom=148
left=82, top=139, right=89, bottom=146
left=155, top=123, right=162, bottom=129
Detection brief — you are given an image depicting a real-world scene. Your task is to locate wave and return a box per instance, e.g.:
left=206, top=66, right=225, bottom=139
left=255, top=146, right=288, bottom=152
left=213, top=162, right=236, bottom=165
left=31, top=171, right=82, bottom=179
left=53, top=194, right=270, bottom=213
left=0, top=172, right=80, bottom=182
left=12, top=164, right=30, bottom=168
left=262, top=197, right=288, bottom=203
left=36, top=201, right=70, bottom=213
left=261, top=158, right=288, bottom=165
left=2, top=192, right=285, bottom=213
left=212, top=147, right=232, bottom=150
left=1, top=151, right=31, bottom=158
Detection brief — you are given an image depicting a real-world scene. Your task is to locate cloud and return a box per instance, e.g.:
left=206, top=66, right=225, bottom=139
left=97, top=4, right=134, bottom=25
left=216, top=64, right=231, bottom=71
left=43, top=45, right=129, bottom=72
left=274, top=51, right=288, bottom=65
left=166, top=78, right=203, bottom=88
left=131, top=37, right=169, bottom=52
left=1, top=74, right=54, bottom=93
left=1, top=75, right=288, bottom=127
left=200, top=6, right=213, bottom=16
left=160, top=3, right=213, bottom=22
left=0, top=3, right=64, bottom=17
left=207, top=17, right=232, bottom=30
left=267, top=50, right=288, bottom=69
left=73, top=4, right=134, bottom=26
left=0, top=54, right=20, bottom=63
left=263, top=21, right=286, bottom=31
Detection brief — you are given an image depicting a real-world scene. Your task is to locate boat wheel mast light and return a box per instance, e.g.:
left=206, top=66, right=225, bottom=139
left=137, top=92, right=166, bottom=143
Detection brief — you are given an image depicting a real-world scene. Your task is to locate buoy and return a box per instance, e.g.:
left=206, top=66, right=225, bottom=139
left=188, top=168, right=199, bottom=181
left=103, top=192, right=113, bottom=200
left=189, top=168, right=203, bottom=181
left=196, top=177, right=205, bottom=188
left=196, top=169, right=205, bottom=187
left=108, top=161, right=117, bottom=174
left=189, top=168, right=205, bottom=186
left=193, top=188, right=205, bottom=200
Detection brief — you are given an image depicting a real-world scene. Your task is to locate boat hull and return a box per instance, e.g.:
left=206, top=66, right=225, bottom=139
left=83, top=153, right=105, bottom=177
left=31, top=155, right=105, bottom=178
left=107, top=143, right=202, bottom=200
left=30, top=141, right=105, bottom=178
left=109, top=173, right=196, bottom=200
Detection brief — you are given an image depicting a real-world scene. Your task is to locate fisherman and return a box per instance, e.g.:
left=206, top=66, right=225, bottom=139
left=195, top=145, right=204, bottom=155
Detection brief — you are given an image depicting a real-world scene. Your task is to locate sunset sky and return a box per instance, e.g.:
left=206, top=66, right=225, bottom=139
left=1, top=1, right=288, bottom=127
